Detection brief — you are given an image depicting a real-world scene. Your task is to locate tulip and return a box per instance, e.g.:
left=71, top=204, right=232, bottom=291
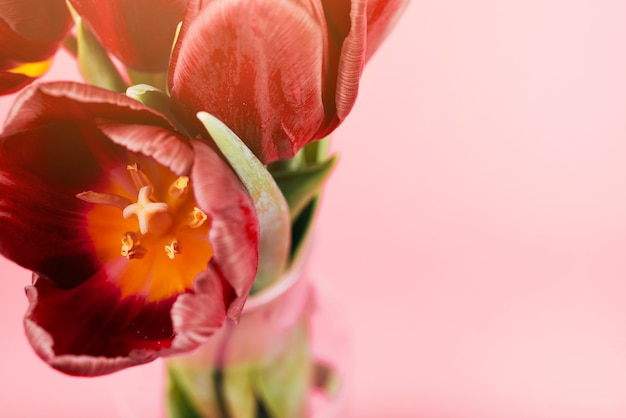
left=0, top=0, right=72, bottom=94
left=169, top=0, right=408, bottom=164
left=0, top=81, right=259, bottom=376
left=68, top=0, right=187, bottom=72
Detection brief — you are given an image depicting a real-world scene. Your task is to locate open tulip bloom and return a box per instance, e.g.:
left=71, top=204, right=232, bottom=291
left=0, top=0, right=407, bottom=412
left=0, top=82, right=259, bottom=375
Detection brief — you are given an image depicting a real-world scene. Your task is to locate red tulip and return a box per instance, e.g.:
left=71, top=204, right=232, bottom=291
left=68, top=0, right=187, bottom=72
left=0, top=82, right=259, bottom=376
left=0, top=0, right=72, bottom=94
left=169, top=0, right=408, bottom=164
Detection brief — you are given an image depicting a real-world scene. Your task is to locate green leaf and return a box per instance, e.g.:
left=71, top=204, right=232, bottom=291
left=75, top=17, right=126, bottom=92
left=272, top=155, right=337, bottom=221
left=126, top=69, right=168, bottom=92
left=126, top=84, right=191, bottom=137
left=166, top=365, right=204, bottom=418
left=197, top=112, right=290, bottom=292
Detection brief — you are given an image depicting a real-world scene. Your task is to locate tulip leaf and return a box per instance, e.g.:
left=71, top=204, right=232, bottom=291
left=197, top=112, right=290, bottom=292
left=272, top=155, right=337, bottom=221
left=126, top=69, right=168, bottom=92
left=126, top=84, right=191, bottom=137
left=75, top=17, right=126, bottom=93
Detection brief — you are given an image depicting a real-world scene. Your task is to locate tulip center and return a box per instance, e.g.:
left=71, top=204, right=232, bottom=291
left=77, top=161, right=213, bottom=301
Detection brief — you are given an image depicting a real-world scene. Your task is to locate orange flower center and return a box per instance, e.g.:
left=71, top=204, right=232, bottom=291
left=77, top=162, right=213, bottom=302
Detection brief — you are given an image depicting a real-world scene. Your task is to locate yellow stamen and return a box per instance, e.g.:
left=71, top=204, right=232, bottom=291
left=127, top=163, right=153, bottom=190
left=123, top=186, right=172, bottom=236
left=168, top=176, right=189, bottom=199
left=164, top=239, right=182, bottom=259
left=120, top=232, right=147, bottom=259
left=187, top=207, right=208, bottom=228
left=76, top=190, right=132, bottom=209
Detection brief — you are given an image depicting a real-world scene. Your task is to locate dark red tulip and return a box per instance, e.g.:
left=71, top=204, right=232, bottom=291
left=169, top=0, right=408, bottom=164
left=0, top=0, right=72, bottom=94
left=0, top=82, right=259, bottom=376
left=68, top=0, right=187, bottom=72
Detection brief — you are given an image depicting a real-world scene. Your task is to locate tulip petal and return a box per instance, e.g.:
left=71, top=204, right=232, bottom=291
left=318, top=0, right=408, bottom=135
left=168, top=270, right=227, bottom=352
left=25, top=261, right=232, bottom=376
left=333, top=0, right=367, bottom=121
left=190, top=139, right=259, bottom=320
left=25, top=273, right=173, bottom=376
left=3, top=82, right=178, bottom=138
left=0, top=17, right=59, bottom=65
left=96, top=122, right=194, bottom=176
left=0, top=0, right=72, bottom=43
left=170, top=0, right=326, bottom=164
left=364, top=0, right=410, bottom=61
left=0, top=83, right=193, bottom=290
left=0, top=129, right=113, bottom=289
left=0, top=71, right=34, bottom=95
left=0, top=0, right=71, bottom=95
left=69, top=0, right=186, bottom=71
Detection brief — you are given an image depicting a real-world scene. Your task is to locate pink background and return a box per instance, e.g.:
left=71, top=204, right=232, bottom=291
left=3, top=1, right=626, bottom=417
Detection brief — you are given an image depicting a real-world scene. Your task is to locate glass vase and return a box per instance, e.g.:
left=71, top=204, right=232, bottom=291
left=164, top=237, right=349, bottom=418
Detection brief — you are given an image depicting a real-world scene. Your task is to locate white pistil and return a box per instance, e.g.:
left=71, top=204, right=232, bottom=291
left=123, top=186, right=172, bottom=236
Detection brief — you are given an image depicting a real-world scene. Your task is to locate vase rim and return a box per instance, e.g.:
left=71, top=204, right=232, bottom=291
left=242, top=233, right=313, bottom=313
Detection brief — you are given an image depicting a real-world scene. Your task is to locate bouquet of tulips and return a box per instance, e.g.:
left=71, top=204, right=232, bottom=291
left=0, top=0, right=407, bottom=416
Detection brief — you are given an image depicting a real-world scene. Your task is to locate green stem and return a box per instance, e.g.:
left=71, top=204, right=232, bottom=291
left=213, top=322, right=234, bottom=418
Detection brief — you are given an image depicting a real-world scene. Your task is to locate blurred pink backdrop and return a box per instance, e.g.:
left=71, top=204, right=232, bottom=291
left=4, top=1, right=626, bottom=417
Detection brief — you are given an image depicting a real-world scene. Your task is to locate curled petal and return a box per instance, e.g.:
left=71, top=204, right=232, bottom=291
left=96, top=122, right=194, bottom=176
left=169, top=270, right=227, bottom=351
left=332, top=0, right=367, bottom=121
left=69, top=0, right=186, bottom=71
left=170, top=0, right=326, bottom=164
left=190, top=139, right=259, bottom=320
left=3, top=82, right=177, bottom=135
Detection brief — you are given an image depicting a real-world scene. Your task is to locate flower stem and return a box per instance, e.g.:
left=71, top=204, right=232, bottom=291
left=213, top=321, right=234, bottom=418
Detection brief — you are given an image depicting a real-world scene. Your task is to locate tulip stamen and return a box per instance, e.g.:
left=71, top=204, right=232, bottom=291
left=168, top=176, right=189, bottom=199
left=164, top=239, right=182, bottom=259
left=123, top=186, right=173, bottom=237
left=127, top=163, right=153, bottom=191
left=186, top=207, right=208, bottom=228
left=76, top=190, right=132, bottom=209
left=120, top=231, right=147, bottom=260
